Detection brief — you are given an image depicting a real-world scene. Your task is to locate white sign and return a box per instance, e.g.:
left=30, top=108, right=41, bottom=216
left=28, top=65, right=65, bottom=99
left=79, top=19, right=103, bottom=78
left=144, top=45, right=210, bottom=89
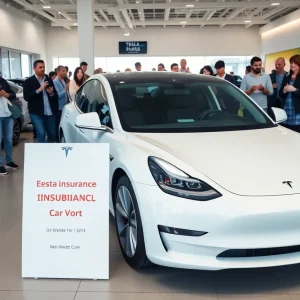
left=22, top=143, right=109, bottom=280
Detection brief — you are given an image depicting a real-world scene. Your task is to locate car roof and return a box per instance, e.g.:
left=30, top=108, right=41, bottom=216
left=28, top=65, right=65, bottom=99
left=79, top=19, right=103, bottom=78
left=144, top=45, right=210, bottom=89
left=101, top=71, right=225, bottom=84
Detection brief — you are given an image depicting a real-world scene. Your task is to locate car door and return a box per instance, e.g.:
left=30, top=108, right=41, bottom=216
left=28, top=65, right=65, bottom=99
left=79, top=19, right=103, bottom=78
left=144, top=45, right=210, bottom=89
left=76, top=79, right=113, bottom=144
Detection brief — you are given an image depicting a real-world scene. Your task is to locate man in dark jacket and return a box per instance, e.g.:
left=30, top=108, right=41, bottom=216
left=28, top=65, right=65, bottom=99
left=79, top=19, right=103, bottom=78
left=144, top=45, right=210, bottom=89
left=23, top=60, right=58, bottom=143
left=214, top=60, right=237, bottom=86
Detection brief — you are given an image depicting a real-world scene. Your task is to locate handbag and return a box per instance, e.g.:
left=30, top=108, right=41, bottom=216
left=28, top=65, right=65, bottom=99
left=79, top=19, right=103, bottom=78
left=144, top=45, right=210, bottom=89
left=6, top=98, right=22, bottom=120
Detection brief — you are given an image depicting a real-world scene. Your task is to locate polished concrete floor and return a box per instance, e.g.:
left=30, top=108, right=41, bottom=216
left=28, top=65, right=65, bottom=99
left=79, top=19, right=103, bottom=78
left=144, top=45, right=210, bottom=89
left=2, top=128, right=300, bottom=299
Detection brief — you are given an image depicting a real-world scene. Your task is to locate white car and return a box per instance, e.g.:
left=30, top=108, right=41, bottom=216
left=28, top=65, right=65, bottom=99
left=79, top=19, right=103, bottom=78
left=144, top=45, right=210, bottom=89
left=60, top=72, right=300, bottom=271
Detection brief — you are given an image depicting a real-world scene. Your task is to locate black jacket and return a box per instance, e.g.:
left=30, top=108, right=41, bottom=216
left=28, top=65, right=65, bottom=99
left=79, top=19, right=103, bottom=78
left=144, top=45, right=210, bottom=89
left=23, top=75, right=58, bottom=116
left=279, top=74, right=300, bottom=114
left=215, top=74, right=237, bottom=86
left=0, top=77, right=16, bottom=101
left=267, top=71, right=288, bottom=108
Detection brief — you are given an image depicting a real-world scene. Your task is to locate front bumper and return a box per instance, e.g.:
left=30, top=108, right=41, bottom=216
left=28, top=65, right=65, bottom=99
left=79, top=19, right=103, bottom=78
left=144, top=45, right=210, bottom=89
left=134, top=182, right=300, bottom=270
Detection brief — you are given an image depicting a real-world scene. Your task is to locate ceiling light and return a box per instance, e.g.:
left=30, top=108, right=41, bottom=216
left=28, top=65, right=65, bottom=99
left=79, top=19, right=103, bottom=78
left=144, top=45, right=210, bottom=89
left=180, top=21, right=187, bottom=24
left=186, top=4, right=195, bottom=8
left=43, top=6, right=51, bottom=9
left=124, top=32, right=130, bottom=36
left=73, top=23, right=78, bottom=26
left=271, top=2, right=280, bottom=5
left=136, top=1, right=139, bottom=3
left=244, top=20, right=252, bottom=23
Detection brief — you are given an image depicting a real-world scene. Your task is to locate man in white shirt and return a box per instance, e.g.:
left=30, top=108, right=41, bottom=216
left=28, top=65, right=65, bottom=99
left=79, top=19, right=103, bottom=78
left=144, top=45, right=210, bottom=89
left=0, top=75, right=18, bottom=175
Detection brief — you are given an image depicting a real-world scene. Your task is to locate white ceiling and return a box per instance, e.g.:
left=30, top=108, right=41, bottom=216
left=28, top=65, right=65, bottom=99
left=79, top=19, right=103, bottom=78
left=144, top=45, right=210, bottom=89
left=5, top=0, right=300, bottom=31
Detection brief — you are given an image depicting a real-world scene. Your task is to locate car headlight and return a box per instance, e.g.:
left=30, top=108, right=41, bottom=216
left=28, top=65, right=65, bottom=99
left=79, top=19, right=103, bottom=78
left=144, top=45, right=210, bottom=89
left=148, top=157, right=221, bottom=201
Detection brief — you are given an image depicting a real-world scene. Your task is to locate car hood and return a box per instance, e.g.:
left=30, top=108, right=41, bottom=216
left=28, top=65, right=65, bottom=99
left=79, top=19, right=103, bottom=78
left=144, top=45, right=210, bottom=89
left=128, top=127, right=300, bottom=196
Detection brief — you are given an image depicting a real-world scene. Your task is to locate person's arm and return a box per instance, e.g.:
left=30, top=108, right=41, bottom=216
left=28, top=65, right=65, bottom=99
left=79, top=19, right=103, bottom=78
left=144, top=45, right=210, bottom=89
left=263, top=76, right=273, bottom=96
left=53, top=80, right=66, bottom=99
left=1, top=79, right=16, bottom=100
left=240, top=77, right=252, bottom=95
left=23, top=78, right=40, bottom=102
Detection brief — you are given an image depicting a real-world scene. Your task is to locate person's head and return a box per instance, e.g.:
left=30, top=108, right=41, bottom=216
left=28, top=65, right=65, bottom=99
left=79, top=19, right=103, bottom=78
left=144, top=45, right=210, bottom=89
left=180, top=59, right=187, bottom=70
left=94, top=68, right=103, bottom=74
left=33, top=60, right=45, bottom=77
left=125, top=68, right=131, bottom=72
left=68, top=71, right=72, bottom=77
left=271, top=69, right=276, bottom=74
left=171, top=63, right=179, bottom=72
left=152, top=68, right=156, bottom=71
left=245, top=65, right=251, bottom=74
left=250, top=56, right=262, bottom=74
left=56, top=65, right=67, bottom=79
left=49, top=71, right=56, bottom=81
left=214, top=60, right=225, bottom=76
left=65, top=66, right=69, bottom=73
left=202, top=65, right=214, bottom=76
left=74, top=67, right=84, bottom=86
left=158, top=63, right=165, bottom=71
left=290, top=54, right=300, bottom=76
left=135, top=62, right=142, bottom=71
left=230, top=71, right=234, bottom=76
left=80, top=61, right=88, bottom=73
left=275, top=57, right=286, bottom=74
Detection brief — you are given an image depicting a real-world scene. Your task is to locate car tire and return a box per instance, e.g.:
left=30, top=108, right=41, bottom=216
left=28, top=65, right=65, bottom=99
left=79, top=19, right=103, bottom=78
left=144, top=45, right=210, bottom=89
left=114, top=175, right=152, bottom=268
left=13, top=119, right=21, bottom=146
left=60, top=131, right=66, bottom=143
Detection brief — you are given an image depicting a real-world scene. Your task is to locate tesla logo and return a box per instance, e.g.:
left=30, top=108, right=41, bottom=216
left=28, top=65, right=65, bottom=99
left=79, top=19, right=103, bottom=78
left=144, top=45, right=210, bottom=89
left=283, top=181, right=293, bottom=188
left=61, top=146, right=73, bottom=157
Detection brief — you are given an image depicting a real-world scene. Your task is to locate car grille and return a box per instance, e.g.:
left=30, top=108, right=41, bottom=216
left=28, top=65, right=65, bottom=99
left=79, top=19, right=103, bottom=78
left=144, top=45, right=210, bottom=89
left=217, top=245, right=300, bottom=258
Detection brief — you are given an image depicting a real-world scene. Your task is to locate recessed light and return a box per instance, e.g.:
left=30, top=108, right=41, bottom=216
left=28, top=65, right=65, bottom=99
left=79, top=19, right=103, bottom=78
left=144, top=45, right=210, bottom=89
left=271, top=2, right=280, bottom=5
left=244, top=20, right=252, bottom=23
left=73, top=23, right=78, bottom=26
left=180, top=21, right=187, bottom=24
left=185, top=4, right=195, bottom=8
left=124, top=32, right=130, bottom=36
left=43, top=6, right=51, bottom=9
left=136, top=1, right=139, bottom=3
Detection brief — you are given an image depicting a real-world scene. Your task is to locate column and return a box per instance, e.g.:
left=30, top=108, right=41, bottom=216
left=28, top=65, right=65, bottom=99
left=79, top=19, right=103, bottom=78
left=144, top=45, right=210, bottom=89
left=77, top=0, right=94, bottom=75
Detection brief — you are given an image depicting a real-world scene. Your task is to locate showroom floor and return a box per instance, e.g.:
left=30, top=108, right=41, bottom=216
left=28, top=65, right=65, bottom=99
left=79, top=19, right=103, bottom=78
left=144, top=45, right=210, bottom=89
left=2, top=129, right=300, bottom=300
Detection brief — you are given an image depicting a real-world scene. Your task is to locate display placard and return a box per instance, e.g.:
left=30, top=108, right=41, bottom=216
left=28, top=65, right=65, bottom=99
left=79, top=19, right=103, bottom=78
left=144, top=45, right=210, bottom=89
left=22, top=143, right=109, bottom=280
left=119, top=41, right=147, bottom=54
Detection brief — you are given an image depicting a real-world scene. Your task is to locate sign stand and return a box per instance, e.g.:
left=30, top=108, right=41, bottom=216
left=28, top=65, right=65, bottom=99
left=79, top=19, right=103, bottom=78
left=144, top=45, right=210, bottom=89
left=22, top=144, right=109, bottom=280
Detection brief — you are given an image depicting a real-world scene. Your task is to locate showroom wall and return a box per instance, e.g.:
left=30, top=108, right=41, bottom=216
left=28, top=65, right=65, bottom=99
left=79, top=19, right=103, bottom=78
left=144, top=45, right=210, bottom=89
left=260, top=9, right=300, bottom=59
left=45, top=25, right=261, bottom=70
left=0, top=2, right=46, bottom=60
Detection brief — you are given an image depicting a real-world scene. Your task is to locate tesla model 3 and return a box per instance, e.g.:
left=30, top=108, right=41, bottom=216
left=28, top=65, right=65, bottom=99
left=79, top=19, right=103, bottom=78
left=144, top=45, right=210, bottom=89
left=60, top=72, right=300, bottom=270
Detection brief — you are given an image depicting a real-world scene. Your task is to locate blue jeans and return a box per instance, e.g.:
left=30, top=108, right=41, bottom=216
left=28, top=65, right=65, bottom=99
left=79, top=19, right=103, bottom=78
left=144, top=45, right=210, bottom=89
left=0, top=116, right=14, bottom=167
left=30, top=114, right=56, bottom=143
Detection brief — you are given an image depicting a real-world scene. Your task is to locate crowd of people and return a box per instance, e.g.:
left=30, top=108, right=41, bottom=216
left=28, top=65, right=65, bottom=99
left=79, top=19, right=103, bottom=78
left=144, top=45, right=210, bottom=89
left=0, top=54, right=299, bottom=176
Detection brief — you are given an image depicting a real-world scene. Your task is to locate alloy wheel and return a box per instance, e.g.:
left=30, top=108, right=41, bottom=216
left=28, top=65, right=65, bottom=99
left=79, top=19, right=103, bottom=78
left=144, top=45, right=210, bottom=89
left=116, top=185, right=138, bottom=258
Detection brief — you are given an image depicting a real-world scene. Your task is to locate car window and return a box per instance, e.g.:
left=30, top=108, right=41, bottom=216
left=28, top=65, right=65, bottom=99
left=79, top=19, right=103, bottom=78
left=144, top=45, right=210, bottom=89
left=110, top=80, right=275, bottom=133
left=75, top=79, right=112, bottom=129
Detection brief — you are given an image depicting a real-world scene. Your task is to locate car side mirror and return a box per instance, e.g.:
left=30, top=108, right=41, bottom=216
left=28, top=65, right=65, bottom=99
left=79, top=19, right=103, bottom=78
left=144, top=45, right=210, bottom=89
left=271, top=107, right=288, bottom=124
left=75, top=112, right=104, bottom=131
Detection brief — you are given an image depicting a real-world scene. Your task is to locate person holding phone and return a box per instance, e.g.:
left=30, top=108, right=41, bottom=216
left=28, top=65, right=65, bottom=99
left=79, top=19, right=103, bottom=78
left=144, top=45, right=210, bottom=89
left=240, top=56, right=273, bottom=114
left=23, top=60, right=58, bottom=143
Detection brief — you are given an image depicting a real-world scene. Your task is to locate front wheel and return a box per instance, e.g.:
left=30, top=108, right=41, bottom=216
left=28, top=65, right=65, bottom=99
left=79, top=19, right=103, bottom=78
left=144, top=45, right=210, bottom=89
left=114, top=176, right=151, bottom=268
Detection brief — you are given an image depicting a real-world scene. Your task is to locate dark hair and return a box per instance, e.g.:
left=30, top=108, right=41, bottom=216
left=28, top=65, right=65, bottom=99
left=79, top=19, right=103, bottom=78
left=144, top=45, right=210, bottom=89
left=202, top=65, right=214, bottom=75
left=80, top=61, right=88, bottom=67
left=135, top=62, right=141, bottom=67
left=214, top=60, right=225, bottom=69
left=158, top=63, right=165, bottom=68
left=74, top=67, right=84, bottom=87
left=56, top=65, right=66, bottom=72
left=65, top=66, right=69, bottom=72
left=171, top=63, right=178, bottom=70
left=290, top=54, right=300, bottom=76
left=246, top=65, right=251, bottom=73
left=33, top=60, right=45, bottom=68
left=49, top=71, right=56, bottom=78
left=250, top=56, right=262, bottom=66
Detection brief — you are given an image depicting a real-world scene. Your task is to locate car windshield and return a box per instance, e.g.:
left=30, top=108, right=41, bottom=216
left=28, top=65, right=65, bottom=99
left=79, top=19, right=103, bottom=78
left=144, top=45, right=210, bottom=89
left=110, top=77, right=275, bottom=133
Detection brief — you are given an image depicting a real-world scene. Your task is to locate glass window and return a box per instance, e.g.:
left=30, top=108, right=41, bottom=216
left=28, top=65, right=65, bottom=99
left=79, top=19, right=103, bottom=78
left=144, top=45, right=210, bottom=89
left=9, top=51, right=22, bottom=78
left=76, top=79, right=112, bottom=129
left=1, top=49, right=10, bottom=78
left=21, top=54, right=31, bottom=78
left=109, top=76, right=274, bottom=133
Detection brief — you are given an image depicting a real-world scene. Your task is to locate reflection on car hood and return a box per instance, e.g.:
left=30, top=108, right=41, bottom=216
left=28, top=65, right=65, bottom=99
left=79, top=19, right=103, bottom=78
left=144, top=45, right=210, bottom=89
left=129, top=127, right=300, bottom=196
